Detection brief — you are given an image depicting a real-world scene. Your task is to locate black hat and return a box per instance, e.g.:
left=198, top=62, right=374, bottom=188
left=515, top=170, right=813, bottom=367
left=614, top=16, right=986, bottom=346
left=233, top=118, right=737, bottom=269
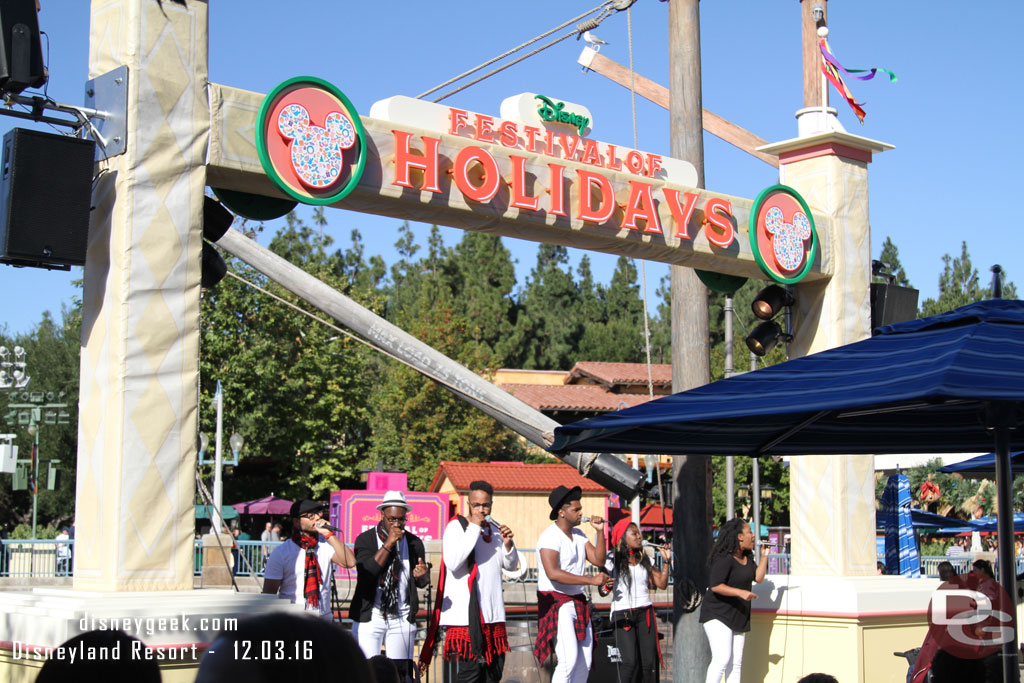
left=290, top=499, right=326, bottom=518
left=548, top=485, right=582, bottom=520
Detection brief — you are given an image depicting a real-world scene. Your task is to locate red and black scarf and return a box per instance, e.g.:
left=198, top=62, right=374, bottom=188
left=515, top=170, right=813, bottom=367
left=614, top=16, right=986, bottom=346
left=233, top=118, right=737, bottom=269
left=292, top=532, right=321, bottom=609
left=420, top=517, right=501, bottom=669
left=376, top=521, right=403, bottom=617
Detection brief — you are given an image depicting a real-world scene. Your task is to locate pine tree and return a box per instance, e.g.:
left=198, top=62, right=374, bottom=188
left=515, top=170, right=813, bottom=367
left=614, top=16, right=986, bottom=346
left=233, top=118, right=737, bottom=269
left=919, top=242, right=1017, bottom=317
left=507, top=244, right=581, bottom=370
left=874, top=237, right=911, bottom=287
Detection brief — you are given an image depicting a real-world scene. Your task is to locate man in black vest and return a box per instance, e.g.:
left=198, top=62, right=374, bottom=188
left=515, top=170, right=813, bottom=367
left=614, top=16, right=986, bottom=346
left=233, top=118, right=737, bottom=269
left=351, top=490, right=430, bottom=683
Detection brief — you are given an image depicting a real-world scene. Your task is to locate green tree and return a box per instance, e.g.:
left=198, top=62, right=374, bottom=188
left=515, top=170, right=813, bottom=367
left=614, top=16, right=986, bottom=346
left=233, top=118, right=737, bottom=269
left=199, top=214, right=379, bottom=501
left=874, top=237, right=911, bottom=287
left=710, top=456, right=789, bottom=527
left=508, top=244, right=581, bottom=370
left=0, top=305, right=81, bottom=531
left=919, top=242, right=1017, bottom=317
left=446, top=232, right=517, bottom=366
left=369, top=227, right=524, bottom=489
left=578, top=256, right=646, bottom=363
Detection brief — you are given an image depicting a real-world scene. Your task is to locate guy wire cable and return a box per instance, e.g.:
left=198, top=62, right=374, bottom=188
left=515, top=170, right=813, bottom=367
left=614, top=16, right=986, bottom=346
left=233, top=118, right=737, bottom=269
left=220, top=267, right=528, bottom=430
left=194, top=470, right=240, bottom=592
left=416, top=1, right=615, bottom=101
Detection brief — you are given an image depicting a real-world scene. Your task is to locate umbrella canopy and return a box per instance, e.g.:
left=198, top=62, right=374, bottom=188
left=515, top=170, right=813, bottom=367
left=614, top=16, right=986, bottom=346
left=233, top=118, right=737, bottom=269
left=880, top=474, right=921, bottom=577
left=943, top=513, right=1024, bottom=534
left=938, top=451, right=1024, bottom=475
left=875, top=508, right=974, bottom=532
left=551, top=300, right=1024, bottom=457
left=230, top=495, right=294, bottom=515
left=195, top=504, right=239, bottom=520
left=551, top=299, right=1024, bottom=679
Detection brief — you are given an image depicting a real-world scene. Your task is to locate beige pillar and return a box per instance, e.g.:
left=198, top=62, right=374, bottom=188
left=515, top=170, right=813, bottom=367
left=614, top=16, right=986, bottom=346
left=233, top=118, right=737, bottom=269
left=75, top=0, right=209, bottom=591
left=759, top=131, right=892, bottom=576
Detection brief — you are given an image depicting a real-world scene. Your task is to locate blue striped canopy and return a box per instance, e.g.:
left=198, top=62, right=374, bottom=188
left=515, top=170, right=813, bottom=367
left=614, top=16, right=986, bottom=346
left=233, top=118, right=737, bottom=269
left=550, top=300, right=1024, bottom=457
left=880, top=474, right=921, bottom=576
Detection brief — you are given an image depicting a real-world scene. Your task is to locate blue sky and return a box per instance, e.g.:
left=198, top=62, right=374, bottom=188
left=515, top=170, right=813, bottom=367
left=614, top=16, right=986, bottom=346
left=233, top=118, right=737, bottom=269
left=1, top=1, right=1021, bottom=335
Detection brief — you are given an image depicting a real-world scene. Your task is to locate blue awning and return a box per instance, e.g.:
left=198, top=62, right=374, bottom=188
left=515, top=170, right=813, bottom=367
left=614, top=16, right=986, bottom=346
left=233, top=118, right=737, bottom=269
left=551, top=300, right=1024, bottom=457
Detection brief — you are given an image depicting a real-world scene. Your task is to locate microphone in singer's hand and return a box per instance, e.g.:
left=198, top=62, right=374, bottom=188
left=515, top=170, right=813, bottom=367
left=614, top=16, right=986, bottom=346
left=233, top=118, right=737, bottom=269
left=320, top=523, right=342, bottom=534
left=484, top=514, right=502, bottom=528
left=581, top=516, right=591, bottom=523
left=642, top=540, right=670, bottom=550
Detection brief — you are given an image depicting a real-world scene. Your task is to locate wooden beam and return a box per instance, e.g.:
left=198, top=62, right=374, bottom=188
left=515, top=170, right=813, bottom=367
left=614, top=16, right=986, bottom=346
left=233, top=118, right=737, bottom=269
left=801, top=0, right=828, bottom=109
left=579, top=48, right=779, bottom=169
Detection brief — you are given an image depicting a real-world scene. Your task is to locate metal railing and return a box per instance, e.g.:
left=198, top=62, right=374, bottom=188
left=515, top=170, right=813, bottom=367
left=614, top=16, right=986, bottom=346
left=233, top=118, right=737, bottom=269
left=16, top=540, right=1024, bottom=583
left=0, top=539, right=74, bottom=577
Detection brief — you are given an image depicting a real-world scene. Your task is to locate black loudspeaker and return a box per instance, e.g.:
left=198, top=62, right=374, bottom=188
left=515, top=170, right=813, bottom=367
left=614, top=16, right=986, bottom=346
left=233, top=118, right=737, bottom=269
left=0, top=0, right=46, bottom=94
left=870, top=282, right=920, bottom=332
left=0, top=128, right=95, bottom=270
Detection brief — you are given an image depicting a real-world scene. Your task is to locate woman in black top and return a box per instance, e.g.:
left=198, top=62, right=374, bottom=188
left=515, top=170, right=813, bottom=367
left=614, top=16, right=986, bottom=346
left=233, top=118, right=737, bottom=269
left=698, top=518, right=768, bottom=683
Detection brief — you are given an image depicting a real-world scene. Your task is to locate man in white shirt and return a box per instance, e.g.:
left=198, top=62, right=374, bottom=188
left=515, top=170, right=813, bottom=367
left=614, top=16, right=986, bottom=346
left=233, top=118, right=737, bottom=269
left=533, top=485, right=608, bottom=683
left=262, top=499, right=356, bottom=620
left=420, top=480, right=520, bottom=683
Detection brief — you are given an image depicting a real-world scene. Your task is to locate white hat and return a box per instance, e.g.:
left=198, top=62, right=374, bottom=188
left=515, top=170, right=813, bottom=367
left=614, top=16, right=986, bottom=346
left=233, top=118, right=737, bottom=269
left=376, top=490, right=412, bottom=511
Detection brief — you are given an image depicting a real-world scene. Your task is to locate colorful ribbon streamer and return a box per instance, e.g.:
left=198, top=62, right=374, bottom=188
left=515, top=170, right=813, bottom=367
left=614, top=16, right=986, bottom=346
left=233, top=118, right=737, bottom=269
left=819, top=38, right=896, bottom=124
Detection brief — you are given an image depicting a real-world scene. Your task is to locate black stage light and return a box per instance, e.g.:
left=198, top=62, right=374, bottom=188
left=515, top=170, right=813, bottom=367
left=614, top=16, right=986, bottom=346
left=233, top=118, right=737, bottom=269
left=200, top=196, right=234, bottom=288
left=751, top=284, right=795, bottom=321
left=745, top=320, right=792, bottom=357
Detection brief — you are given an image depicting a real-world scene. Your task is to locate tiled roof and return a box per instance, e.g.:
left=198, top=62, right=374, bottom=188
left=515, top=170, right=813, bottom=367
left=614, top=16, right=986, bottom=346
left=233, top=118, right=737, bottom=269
left=609, top=504, right=673, bottom=528
left=500, top=383, right=656, bottom=412
left=429, top=461, right=608, bottom=493
left=567, top=362, right=672, bottom=387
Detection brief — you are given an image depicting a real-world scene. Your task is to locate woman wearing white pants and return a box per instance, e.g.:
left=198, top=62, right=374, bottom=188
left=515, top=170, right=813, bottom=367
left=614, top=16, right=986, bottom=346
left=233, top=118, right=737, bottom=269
left=698, top=518, right=768, bottom=683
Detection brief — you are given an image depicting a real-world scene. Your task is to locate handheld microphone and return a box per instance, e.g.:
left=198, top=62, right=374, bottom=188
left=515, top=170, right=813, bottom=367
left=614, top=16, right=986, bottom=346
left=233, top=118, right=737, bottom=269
left=320, top=523, right=342, bottom=534
left=642, top=540, right=670, bottom=550
left=484, top=514, right=502, bottom=528
left=581, top=516, right=591, bottom=523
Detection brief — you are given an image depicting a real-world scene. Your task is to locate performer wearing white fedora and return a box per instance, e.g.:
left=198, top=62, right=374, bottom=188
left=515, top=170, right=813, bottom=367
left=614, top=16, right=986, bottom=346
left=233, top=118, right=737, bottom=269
left=351, top=490, right=430, bottom=682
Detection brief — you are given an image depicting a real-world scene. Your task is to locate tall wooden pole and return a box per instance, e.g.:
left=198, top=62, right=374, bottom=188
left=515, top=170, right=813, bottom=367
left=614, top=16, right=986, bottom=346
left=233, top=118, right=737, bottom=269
left=668, top=1, right=712, bottom=681
left=801, top=0, right=828, bottom=108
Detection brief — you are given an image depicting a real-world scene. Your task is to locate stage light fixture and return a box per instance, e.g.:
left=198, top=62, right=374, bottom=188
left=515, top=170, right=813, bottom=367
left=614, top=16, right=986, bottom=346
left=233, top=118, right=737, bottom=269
left=745, top=320, right=793, bottom=357
left=751, top=284, right=795, bottom=321
left=200, top=196, right=235, bottom=289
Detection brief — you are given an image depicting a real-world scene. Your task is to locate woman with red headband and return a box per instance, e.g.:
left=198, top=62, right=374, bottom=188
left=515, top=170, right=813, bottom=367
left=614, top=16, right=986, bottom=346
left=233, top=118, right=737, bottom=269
left=605, top=518, right=670, bottom=683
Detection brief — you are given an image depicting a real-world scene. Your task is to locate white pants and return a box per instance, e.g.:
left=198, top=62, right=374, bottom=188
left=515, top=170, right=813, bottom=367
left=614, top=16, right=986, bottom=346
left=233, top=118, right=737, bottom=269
left=353, top=609, right=417, bottom=660
left=703, top=618, right=745, bottom=683
left=552, top=600, right=593, bottom=683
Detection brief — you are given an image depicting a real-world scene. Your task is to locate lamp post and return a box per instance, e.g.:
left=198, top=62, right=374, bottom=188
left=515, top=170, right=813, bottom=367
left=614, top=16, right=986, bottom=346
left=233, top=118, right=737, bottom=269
left=26, top=415, right=39, bottom=539
left=198, top=381, right=243, bottom=535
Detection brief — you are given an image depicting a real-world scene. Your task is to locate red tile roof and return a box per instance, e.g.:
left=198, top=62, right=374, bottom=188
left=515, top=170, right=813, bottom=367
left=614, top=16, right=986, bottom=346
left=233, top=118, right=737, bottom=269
left=500, top=383, right=655, bottom=412
left=608, top=504, right=673, bottom=528
left=429, top=461, right=609, bottom=493
left=567, top=362, right=672, bottom=388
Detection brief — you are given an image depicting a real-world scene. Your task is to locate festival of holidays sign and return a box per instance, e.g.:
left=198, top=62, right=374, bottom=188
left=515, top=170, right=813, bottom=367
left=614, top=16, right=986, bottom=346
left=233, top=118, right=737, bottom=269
left=253, top=78, right=822, bottom=284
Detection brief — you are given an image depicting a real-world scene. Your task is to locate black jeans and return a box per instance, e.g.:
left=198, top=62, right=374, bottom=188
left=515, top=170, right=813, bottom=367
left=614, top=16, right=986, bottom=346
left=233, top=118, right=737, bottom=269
left=445, top=653, right=505, bottom=683
left=611, top=607, right=659, bottom=683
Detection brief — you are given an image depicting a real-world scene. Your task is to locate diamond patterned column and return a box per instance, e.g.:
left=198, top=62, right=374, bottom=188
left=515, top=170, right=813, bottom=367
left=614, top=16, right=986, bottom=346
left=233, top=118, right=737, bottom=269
left=75, top=0, right=208, bottom=591
left=759, top=132, right=891, bottom=576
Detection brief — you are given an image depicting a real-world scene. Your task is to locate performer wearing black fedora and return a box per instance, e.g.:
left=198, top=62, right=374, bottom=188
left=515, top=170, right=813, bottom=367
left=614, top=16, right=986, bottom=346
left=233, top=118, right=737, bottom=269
left=533, top=485, right=609, bottom=683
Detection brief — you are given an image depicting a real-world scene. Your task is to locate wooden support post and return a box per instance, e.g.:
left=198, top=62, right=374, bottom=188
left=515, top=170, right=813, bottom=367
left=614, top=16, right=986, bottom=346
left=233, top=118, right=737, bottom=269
left=802, top=0, right=829, bottom=108
left=668, top=1, right=712, bottom=681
